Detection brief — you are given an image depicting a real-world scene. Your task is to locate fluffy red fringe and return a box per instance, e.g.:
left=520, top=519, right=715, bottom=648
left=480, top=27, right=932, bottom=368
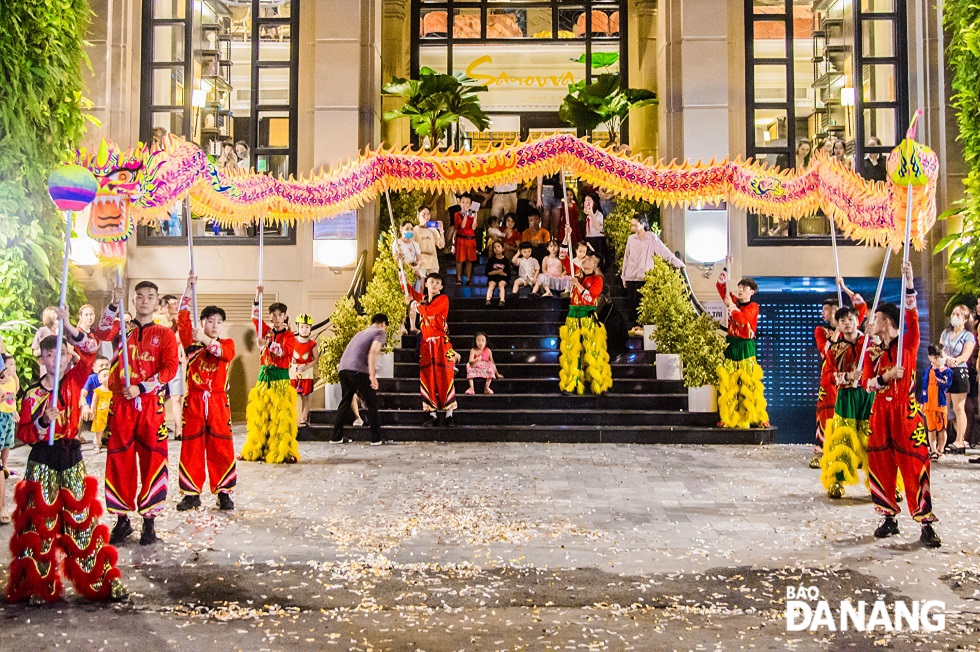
left=6, top=557, right=62, bottom=604
left=62, top=545, right=121, bottom=601
left=59, top=523, right=110, bottom=558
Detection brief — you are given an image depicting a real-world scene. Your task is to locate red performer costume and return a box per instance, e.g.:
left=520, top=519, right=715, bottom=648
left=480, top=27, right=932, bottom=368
left=407, top=285, right=457, bottom=414
left=239, top=303, right=299, bottom=464
left=814, top=297, right=867, bottom=453
left=94, top=305, right=179, bottom=518
left=291, top=338, right=317, bottom=397
left=176, top=301, right=237, bottom=500
left=861, top=291, right=935, bottom=524
left=7, top=330, right=126, bottom=603
left=454, top=209, right=478, bottom=263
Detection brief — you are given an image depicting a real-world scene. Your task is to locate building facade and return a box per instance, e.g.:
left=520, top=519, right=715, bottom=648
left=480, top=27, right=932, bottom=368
left=78, top=0, right=962, bottom=425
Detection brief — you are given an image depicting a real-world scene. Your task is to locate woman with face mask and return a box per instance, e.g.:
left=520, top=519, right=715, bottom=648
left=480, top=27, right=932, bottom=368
left=940, top=305, right=976, bottom=454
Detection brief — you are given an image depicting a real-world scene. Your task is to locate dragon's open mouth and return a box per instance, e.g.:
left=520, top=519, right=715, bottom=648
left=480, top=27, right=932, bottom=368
left=89, top=194, right=127, bottom=235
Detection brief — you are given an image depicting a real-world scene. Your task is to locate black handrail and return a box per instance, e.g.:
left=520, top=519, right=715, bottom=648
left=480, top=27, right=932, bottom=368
left=675, top=251, right=728, bottom=332
left=311, top=249, right=368, bottom=335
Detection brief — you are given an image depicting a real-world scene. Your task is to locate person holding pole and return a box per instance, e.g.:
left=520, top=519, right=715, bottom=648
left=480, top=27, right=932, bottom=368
left=7, top=311, right=128, bottom=603
left=239, top=288, right=299, bottom=464
left=175, top=275, right=238, bottom=511
left=861, top=261, right=941, bottom=547
left=404, top=273, right=460, bottom=427
left=94, top=280, right=180, bottom=546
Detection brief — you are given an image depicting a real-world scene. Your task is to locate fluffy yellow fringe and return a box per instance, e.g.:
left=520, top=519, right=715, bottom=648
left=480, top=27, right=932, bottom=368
left=559, top=317, right=613, bottom=395
left=716, top=359, right=769, bottom=429
left=240, top=380, right=300, bottom=464
left=819, top=420, right=869, bottom=492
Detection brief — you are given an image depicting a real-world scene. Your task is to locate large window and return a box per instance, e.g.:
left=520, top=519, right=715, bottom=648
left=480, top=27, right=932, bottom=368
left=412, top=1, right=627, bottom=146
left=140, top=0, right=298, bottom=245
left=745, top=0, right=907, bottom=245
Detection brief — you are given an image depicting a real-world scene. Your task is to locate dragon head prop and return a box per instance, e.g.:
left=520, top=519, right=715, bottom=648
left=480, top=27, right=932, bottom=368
left=76, top=138, right=145, bottom=262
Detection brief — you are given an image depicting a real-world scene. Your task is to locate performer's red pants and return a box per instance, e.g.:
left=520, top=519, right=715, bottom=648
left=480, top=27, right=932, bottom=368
left=179, top=390, right=237, bottom=495
left=866, top=396, right=935, bottom=522
left=105, top=393, right=169, bottom=517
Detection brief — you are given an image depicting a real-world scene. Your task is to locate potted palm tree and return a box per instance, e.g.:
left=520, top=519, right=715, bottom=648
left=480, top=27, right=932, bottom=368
left=382, top=67, right=490, bottom=150
left=558, top=53, right=657, bottom=145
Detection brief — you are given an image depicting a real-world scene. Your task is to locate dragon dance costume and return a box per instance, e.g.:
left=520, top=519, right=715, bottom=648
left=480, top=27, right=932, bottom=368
left=240, top=307, right=299, bottom=464
left=814, top=298, right=867, bottom=457
left=176, top=301, right=237, bottom=499
left=819, top=331, right=876, bottom=498
left=559, top=271, right=612, bottom=395
left=7, top=332, right=126, bottom=603
left=861, top=292, right=935, bottom=523
left=407, top=286, right=458, bottom=414
left=716, top=282, right=769, bottom=428
left=94, top=306, right=179, bottom=517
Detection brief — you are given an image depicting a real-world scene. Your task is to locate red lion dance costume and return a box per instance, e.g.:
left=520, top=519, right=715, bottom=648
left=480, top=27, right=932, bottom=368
left=177, top=297, right=237, bottom=501
left=7, top=332, right=127, bottom=603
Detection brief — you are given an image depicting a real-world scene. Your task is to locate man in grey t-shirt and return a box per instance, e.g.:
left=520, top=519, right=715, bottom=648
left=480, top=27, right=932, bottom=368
left=333, top=314, right=388, bottom=445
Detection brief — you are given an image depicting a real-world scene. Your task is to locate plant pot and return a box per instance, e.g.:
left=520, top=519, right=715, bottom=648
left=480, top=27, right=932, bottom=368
left=655, top=353, right=682, bottom=380
left=323, top=383, right=343, bottom=410
left=687, top=385, right=718, bottom=413
left=642, top=324, right=657, bottom=351
left=376, top=352, right=394, bottom=379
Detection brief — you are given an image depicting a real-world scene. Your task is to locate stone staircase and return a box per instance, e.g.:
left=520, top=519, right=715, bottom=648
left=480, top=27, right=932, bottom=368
left=306, top=252, right=776, bottom=445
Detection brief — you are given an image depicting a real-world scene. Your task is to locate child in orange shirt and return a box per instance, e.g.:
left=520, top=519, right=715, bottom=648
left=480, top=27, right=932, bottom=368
left=920, top=343, right=953, bottom=461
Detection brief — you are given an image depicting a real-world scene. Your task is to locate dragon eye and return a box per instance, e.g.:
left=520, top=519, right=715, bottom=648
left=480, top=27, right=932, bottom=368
left=112, top=170, right=133, bottom=183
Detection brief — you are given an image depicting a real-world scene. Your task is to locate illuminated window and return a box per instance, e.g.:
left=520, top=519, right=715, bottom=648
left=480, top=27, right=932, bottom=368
left=745, top=0, right=907, bottom=245
left=140, top=0, right=298, bottom=245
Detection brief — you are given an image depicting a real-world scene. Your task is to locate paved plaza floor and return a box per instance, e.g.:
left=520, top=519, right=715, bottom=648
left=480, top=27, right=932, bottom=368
left=1, top=430, right=978, bottom=651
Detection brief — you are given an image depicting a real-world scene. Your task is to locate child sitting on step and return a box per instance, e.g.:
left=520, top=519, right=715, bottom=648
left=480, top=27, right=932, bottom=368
left=466, top=332, right=499, bottom=395
left=511, top=242, right=540, bottom=297
left=485, top=241, right=512, bottom=307
left=533, top=240, right=569, bottom=298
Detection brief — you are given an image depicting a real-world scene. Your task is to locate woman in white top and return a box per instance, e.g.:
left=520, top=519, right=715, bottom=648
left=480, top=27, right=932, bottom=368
left=582, top=192, right=610, bottom=271
left=940, top=304, right=976, bottom=453
left=620, top=217, right=685, bottom=327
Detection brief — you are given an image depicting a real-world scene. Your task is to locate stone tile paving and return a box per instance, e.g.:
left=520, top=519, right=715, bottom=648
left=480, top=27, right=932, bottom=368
left=0, top=430, right=977, bottom=651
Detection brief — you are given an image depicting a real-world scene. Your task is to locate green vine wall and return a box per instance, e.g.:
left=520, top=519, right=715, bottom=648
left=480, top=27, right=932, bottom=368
left=937, top=2, right=980, bottom=306
left=0, top=0, right=92, bottom=384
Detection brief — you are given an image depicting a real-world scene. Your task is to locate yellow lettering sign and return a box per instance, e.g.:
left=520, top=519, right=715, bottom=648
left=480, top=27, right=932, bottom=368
left=465, top=55, right=576, bottom=89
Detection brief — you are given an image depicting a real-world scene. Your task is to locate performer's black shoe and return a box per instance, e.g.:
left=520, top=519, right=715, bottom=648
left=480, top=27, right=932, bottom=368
left=140, top=517, right=159, bottom=545
left=422, top=414, right=438, bottom=427
left=218, top=493, right=235, bottom=511
left=895, top=489, right=904, bottom=504
left=444, top=415, right=457, bottom=428
left=109, top=516, right=133, bottom=545
left=176, top=495, right=202, bottom=511
left=919, top=523, right=942, bottom=548
left=808, top=456, right=821, bottom=469
left=873, top=515, right=899, bottom=539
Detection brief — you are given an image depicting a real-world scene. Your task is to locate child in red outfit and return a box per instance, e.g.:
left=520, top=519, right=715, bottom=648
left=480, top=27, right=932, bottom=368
left=811, top=278, right=868, bottom=468
left=175, top=275, right=238, bottom=512
left=94, top=281, right=179, bottom=546
left=291, top=314, right=319, bottom=428
left=7, top=310, right=127, bottom=603
left=240, top=288, right=299, bottom=464
left=861, top=261, right=941, bottom=548
left=715, top=263, right=769, bottom=428
left=453, top=194, right=479, bottom=285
